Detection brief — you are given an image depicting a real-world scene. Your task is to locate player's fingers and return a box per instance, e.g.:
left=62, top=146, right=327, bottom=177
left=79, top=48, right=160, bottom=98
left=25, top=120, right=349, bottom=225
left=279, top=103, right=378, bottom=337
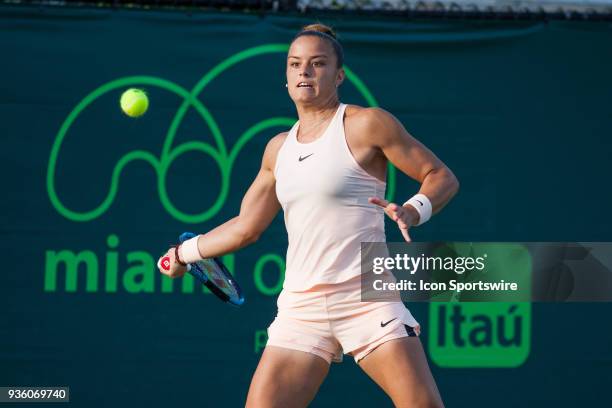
left=371, top=197, right=407, bottom=224
left=396, top=204, right=419, bottom=229
left=384, top=201, right=404, bottom=219
left=388, top=202, right=401, bottom=212
left=369, top=196, right=389, bottom=209
left=400, top=226, right=412, bottom=243
left=397, top=219, right=406, bottom=229
left=394, top=205, right=408, bottom=222
left=387, top=207, right=400, bottom=222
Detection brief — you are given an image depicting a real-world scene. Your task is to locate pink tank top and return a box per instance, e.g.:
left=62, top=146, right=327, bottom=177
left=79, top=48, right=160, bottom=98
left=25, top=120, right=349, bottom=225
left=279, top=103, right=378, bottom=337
left=274, top=103, right=387, bottom=291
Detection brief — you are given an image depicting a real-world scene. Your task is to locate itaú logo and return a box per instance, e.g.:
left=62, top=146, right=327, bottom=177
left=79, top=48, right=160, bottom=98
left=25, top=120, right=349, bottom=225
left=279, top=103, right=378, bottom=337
left=46, top=44, right=394, bottom=223
left=429, top=303, right=531, bottom=368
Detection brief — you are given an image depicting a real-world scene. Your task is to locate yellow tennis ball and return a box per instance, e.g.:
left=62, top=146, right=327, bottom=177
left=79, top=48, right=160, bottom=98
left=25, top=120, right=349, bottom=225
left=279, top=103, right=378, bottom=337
left=120, top=88, right=149, bottom=118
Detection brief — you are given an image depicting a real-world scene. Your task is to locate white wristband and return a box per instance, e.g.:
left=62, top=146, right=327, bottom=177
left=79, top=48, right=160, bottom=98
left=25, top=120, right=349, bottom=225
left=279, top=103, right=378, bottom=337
left=403, top=193, right=432, bottom=226
left=178, top=235, right=203, bottom=264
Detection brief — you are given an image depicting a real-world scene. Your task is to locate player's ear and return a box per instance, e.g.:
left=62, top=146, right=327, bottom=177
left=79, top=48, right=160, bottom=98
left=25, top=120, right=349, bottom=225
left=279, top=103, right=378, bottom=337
left=336, top=67, right=345, bottom=88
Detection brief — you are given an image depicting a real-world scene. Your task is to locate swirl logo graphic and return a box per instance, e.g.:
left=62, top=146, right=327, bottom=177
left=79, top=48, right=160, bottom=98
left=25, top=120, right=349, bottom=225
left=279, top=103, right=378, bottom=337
left=47, top=44, right=396, bottom=223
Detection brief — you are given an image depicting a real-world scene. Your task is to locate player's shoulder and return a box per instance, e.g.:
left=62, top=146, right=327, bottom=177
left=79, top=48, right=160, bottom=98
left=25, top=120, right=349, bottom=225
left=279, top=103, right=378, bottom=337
left=345, top=104, right=399, bottom=138
left=267, top=131, right=289, bottom=149
left=265, top=131, right=289, bottom=156
left=345, top=104, right=396, bottom=129
left=262, top=131, right=289, bottom=169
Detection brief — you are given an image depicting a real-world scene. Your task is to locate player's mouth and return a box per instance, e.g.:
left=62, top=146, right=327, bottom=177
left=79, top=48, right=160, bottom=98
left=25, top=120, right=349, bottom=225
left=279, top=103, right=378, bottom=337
left=297, top=82, right=314, bottom=88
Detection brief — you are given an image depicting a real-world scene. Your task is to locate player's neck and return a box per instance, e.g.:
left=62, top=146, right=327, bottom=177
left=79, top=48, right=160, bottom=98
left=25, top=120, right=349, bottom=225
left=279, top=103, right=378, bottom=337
left=295, top=99, right=340, bottom=132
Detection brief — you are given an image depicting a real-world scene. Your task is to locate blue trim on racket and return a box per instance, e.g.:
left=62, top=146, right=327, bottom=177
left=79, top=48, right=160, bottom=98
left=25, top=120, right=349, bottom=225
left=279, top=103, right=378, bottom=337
left=179, top=232, right=245, bottom=307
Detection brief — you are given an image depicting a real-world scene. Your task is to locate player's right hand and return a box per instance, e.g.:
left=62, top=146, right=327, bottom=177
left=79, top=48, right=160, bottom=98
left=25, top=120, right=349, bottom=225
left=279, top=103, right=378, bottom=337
left=157, top=247, right=188, bottom=278
left=369, top=196, right=417, bottom=242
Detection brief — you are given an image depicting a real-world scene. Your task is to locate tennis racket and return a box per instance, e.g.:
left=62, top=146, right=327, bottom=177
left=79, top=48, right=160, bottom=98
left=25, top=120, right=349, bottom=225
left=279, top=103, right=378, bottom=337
left=179, top=232, right=245, bottom=306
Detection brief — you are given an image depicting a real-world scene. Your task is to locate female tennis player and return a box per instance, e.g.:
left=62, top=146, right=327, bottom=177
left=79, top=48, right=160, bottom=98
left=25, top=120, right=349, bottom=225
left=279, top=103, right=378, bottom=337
left=158, top=24, right=458, bottom=407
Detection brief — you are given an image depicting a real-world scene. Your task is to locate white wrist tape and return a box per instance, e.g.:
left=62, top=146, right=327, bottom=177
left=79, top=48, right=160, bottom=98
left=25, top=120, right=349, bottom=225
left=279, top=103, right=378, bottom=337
left=178, top=235, right=203, bottom=264
left=403, top=193, right=432, bottom=226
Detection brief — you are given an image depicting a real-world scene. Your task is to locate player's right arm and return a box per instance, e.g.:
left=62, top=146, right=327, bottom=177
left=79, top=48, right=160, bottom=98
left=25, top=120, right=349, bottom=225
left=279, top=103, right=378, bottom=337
left=158, top=132, right=287, bottom=278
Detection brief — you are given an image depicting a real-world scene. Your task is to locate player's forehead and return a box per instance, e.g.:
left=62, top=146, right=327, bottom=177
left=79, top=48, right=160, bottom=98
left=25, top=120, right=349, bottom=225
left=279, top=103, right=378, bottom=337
left=287, top=36, right=333, bottom=60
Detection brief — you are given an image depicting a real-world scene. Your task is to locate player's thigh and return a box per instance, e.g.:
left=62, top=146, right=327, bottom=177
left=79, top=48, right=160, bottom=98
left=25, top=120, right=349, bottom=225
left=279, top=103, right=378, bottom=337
left=358, top=337, right=444, bottom=408
left=246, top=345, right=330, bottom=408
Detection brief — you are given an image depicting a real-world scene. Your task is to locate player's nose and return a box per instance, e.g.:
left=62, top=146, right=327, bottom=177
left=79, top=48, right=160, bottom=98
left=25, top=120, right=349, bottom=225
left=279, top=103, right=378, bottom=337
left=299, top=68, right=312, bottom=77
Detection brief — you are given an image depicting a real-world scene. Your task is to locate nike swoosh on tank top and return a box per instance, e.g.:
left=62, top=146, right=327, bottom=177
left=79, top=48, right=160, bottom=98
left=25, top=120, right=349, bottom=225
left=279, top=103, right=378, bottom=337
left=274, top=103, right=387, bottom=291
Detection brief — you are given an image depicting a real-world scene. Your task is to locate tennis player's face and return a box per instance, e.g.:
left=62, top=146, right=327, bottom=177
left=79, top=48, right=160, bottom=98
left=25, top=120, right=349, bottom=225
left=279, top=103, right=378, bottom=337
left=286, top=36, right=341, bottom=104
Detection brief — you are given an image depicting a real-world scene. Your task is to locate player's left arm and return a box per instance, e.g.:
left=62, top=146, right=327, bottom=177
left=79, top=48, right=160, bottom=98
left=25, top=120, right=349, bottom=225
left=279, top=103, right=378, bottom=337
left=365, top=107, right=459, bottom=240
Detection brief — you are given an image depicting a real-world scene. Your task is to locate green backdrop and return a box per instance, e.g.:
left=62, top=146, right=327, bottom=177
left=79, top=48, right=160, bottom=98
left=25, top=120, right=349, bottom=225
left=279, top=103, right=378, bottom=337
left=1, top=5, right=611, bottom=406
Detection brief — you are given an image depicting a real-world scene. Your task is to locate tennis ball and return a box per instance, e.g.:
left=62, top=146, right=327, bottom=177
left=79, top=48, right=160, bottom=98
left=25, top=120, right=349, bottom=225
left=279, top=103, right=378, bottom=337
left=120, top=88, right=149, bottom=118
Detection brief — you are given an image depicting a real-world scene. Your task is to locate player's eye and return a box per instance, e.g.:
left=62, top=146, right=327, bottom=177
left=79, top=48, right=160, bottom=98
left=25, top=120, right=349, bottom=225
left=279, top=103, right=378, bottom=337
left=290, top=62, right=300, bottom=67
left=313, top=61, right=324, bottom=67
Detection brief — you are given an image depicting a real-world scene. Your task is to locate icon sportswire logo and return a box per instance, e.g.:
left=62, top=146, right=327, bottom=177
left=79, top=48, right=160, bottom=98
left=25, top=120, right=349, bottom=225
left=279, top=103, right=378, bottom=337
left=46, top=44, right=399, bottom=224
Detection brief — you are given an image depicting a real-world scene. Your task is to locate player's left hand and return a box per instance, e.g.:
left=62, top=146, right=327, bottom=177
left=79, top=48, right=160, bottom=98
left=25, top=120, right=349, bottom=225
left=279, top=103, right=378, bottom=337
left=157, top=247, right=188, bottom=278
left=369, top=196, right=418, bottom=242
